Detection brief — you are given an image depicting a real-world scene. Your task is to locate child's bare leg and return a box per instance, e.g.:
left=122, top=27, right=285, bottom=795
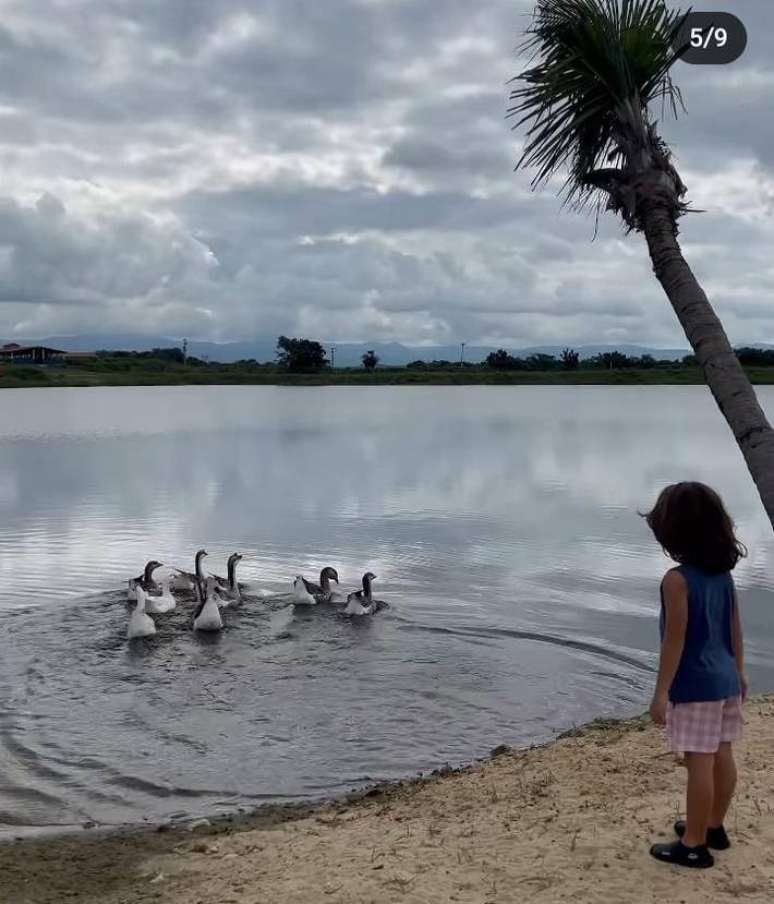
left=684, top=752, right=715, bottom=847
left=710, top=742, right=736, bottom=828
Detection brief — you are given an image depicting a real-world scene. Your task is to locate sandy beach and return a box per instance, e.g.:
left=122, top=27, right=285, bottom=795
left=2, top=695, right=772, bottom=904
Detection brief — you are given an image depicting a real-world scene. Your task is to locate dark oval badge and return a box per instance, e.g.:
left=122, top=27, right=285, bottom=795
left=674, top=11, right=747, bottom=65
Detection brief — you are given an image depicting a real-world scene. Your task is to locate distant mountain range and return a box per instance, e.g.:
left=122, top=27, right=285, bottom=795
left=2, top=333, right=701, bottom=365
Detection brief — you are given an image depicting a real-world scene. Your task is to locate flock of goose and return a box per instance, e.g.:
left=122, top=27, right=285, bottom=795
left=126, top=549, right=386, bottom=639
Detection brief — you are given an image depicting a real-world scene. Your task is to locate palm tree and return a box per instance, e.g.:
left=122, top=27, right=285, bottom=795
left=509, top=0, right=774, bottom=528
left=561, top=347, right=580, bottom=370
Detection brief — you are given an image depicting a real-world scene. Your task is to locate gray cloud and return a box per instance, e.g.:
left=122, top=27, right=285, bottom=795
left=0, top=0, right=772, bottom=348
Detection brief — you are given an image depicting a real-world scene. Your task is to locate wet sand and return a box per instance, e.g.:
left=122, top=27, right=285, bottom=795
left=2, top=695, right=772, bottom=904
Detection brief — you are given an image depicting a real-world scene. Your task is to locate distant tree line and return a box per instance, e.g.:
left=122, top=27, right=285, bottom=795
left=735, top=348, right=774, bottom=367
left=97, top=347, right=188, bottom=363
left=86, top=341, right=774, bottom=373
left=484, top=348, right=701, bottom=371
left=275, top=338, right=380, bottom=371
left=406, top=359, right=477, bottom=370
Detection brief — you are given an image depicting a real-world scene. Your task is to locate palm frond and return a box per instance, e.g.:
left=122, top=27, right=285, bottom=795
left=509, top=0, right=689, bottom=210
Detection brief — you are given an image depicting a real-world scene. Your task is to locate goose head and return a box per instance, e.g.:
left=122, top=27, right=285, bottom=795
left=143, top=560, right=164, bottom=582
left=320, top=566, right=339, bottom=588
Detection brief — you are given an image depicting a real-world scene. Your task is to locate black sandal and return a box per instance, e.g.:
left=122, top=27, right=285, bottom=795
left=674, top=820, right=731, bottom=850
left=650, top=840, right=714, bottom=869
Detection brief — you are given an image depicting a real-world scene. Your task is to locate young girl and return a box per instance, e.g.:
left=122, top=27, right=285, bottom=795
left=645, top=482, right=747, bottom=869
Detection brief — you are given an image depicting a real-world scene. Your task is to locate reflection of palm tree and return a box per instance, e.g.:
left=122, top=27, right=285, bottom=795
left=509, top=0, right=774, bottom=527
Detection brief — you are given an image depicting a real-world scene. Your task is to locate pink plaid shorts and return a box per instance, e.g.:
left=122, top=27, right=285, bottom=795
left=666, top=696, right=743, bottom=754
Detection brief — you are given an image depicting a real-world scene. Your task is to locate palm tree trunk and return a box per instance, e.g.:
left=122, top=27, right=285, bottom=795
left=642, top=205, right=774, bottom=529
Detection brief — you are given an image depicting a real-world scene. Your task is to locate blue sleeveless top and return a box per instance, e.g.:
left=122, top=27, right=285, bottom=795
left=659, top=564, right=740, bottom=704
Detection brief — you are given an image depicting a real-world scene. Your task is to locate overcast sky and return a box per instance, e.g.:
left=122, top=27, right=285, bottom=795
left=0, top=0, right=771, bottom=348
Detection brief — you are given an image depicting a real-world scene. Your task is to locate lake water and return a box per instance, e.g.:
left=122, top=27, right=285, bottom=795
left=1, top=385, right=773, bottom=834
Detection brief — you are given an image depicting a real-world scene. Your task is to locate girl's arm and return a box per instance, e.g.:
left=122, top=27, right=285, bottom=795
left=650, top=569, right=688, bottom=725
left=731, top=585, right=748, bottom=700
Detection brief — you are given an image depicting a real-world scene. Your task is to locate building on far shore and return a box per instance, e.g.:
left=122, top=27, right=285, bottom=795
left=0, top=343, right=66, bottom=363
left=0, top=343, right=97, bottom=364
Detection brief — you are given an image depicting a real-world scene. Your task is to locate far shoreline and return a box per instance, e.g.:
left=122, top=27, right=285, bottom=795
left=4, top=364, right=774, bottom=389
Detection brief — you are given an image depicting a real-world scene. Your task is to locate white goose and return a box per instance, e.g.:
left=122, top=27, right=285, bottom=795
left=128, top=588, right=157, bottom=639
left=144, top=576, right=177, bottom=614
left=193, top=577, right=224, bottom=632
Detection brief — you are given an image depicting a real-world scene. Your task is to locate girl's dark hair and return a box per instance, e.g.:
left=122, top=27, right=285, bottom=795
left=643, top=482, right=746, bottom=574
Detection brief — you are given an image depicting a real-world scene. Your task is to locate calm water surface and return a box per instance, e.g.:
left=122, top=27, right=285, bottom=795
left=1, top=385, right=772, bottom=833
